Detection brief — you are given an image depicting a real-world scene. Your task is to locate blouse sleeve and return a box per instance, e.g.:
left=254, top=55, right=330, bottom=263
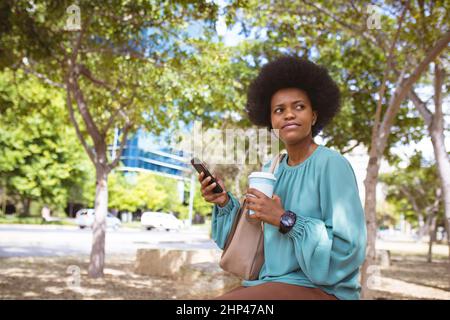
left=286, top=155, right=367, bottom=286
left=211, top=192, right=241, bottom=250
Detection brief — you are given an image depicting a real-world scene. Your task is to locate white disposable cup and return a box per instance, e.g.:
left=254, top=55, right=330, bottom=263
left=247, top=172, right=277, bottom=215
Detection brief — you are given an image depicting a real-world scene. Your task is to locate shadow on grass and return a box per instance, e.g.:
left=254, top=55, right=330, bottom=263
left=383, top=254, right=449, bottom=291
left=372, top=253, right=450, bottom=300
left=0, top=256, right=185, bottom=299
left=1, top=252, right=448, bottom=300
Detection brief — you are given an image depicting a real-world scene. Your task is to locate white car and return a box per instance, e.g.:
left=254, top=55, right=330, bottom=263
left=75, top=209, right=122, bottom=230
left=140, top=212, right=183, bottom=231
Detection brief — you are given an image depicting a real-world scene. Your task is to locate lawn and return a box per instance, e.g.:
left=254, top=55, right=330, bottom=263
left=0, top=242, right=448, bottom=300
left=0, top=216, right=77, bottom=226
left=0, top=215, right=143, bottom=229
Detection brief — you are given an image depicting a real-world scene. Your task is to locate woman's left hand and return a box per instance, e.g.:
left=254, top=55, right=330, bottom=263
left=245, top=188, right=285, bottom=227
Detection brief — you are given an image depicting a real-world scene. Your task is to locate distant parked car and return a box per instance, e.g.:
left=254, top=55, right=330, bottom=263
left=140, top=212, right=183, bottom=231
left=75, top=209, right=121, bottom=230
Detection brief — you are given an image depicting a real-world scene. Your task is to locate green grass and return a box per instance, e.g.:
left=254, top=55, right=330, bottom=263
left=0, top=215, right=77, bottom=226
left=121, top=221, right=142, bottom=229
left=378, top=240, right=449, bottom=259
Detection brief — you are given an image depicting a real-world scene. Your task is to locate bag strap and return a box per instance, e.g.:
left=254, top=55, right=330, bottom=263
left=222, top=151, right=288, bottom=253
left=268, top=150, right=287, bottom=174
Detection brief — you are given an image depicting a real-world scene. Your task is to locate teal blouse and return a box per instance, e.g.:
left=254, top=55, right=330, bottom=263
left=211, top=145, right=367, bottom=300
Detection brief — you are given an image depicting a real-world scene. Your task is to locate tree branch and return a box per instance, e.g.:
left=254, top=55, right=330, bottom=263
left=103, top=108, right=122, bottom=136
left=102, top=90, right=136, bottom=135
left=376, top=66, right=407, bottom=152
left=21, top=58, right=64, bottom=89
left=67, top=73, right=104, bottom=146
left=65, top=84, right=96, bottom=164
left=342, top=141, right=361, bottom=154
left=372, top=6, right=407, bottom=153
left=64, top=17, right=103, bottom=147
left=400, top=186, right=421, bottom=213
left=434, top=61, right=445, bottom=121
left=69, top=15, right=91, bottom=64
left=300, top=0, right=387, bottom=53
left=77, top=64, right=114, bottom=91
left=377, top=30, right=450, bottom=153
left=108, top=123, right=131, bottom=170
left=408, top=89, right=432, bottom=126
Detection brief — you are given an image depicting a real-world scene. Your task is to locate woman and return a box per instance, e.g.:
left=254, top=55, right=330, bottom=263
left=198, top=56, right=367, bottom=300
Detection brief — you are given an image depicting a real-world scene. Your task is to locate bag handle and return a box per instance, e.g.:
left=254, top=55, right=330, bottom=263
left=222, top=151, right=288, bottom=252
left=268, top=150, right=287, bottom=174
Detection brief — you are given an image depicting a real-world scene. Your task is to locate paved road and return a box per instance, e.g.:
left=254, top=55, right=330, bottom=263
left=0, top=224, right=218, bottom=257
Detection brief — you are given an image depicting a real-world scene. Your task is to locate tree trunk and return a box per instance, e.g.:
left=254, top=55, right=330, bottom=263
left=430, top=132, right=450, bottom=261
left=88, top=163, right=109, bottom=278
left=444, top=217, right=450, bottom=259
left=361, top=156, right=380, bottom=299
left=1, top=183, right=6, bottom=216
left=424, top=214, right=433, bottom=240
left=20, top=198, right=31, bottom=217
left=417, top=213, right=425, bottom=240
left=427, top=215, right=437, bottom=263
left=429, top=63, right=450, bottom=261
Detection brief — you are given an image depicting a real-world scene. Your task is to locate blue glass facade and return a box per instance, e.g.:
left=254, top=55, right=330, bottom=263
left=112, top=129, right=191, bottom=178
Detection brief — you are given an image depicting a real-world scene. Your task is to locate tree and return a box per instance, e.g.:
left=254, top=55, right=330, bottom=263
left=107, top=170, right=214, bottom=221
left=0, top=69, right=93, bottom=215
left=0, top=0, right=247, bottom=277
left=107, top=172, right=143, bottom=213
left=380, top=152, right=443, bottom=262
left=409, top=61, right=450, bottom=261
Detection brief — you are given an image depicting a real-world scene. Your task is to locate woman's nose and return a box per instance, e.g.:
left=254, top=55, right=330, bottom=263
left=284, top=109, right=295, bottom=120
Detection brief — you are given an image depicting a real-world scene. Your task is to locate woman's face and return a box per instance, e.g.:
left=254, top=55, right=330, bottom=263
left=270, top=88, right=317, bottom=145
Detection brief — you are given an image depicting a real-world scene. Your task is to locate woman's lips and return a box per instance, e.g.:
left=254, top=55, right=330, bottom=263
left=282, top=124, right=300, bottom=130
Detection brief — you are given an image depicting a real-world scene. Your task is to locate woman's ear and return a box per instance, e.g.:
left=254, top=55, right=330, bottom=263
left=312, top=112, right=318, bottom=126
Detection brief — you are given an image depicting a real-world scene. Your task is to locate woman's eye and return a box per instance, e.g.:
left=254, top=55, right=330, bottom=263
left=296, top=105, right=304, bottom=110
left=274, top=108, right=282, bottom=113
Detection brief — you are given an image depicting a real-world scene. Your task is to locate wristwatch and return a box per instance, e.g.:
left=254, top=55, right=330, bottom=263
left=279, top=210, right=297, bottom=234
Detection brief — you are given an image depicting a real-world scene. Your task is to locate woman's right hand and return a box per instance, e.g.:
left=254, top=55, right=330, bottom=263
left=198, top=172, right=229, bottom=207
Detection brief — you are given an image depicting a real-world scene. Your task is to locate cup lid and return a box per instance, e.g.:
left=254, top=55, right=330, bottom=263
left=248, top=171, right=276, bottom=181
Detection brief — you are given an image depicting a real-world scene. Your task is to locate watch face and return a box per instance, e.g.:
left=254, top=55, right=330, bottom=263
left=281, top=211, right=296, bottom=227
left=285, top=215, right=294, bottom=226
left=279, top=211, right=296, bottom=234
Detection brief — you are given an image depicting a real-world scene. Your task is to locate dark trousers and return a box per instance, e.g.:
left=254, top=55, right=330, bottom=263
left=213, top=282, right=338, bottom=300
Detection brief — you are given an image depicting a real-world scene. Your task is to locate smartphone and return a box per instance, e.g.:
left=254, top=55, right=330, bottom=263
left=190, top=157, right=224, bottom=193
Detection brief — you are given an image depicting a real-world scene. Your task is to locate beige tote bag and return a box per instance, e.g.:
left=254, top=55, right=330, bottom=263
left=219, top=152, right=287, bottom=280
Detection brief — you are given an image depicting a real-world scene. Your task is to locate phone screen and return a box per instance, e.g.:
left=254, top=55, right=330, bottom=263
left=190, top=157, right=224, bottom=193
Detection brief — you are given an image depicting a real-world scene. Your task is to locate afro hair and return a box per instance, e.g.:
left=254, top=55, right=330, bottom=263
left=246, top=56, right=341, bottom=137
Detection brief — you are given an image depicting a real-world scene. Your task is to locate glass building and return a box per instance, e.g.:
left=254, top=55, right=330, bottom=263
left=110, top=128, right=196, bottom=224
left=115, top=129, right=191, bottom=179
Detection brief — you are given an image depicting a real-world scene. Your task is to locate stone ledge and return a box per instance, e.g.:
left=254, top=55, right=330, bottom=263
left=134, top=248, right=221, bottom=276
left=176, top=262, right=241, bottom=299
left=134, top=248, right=241, bottom=298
